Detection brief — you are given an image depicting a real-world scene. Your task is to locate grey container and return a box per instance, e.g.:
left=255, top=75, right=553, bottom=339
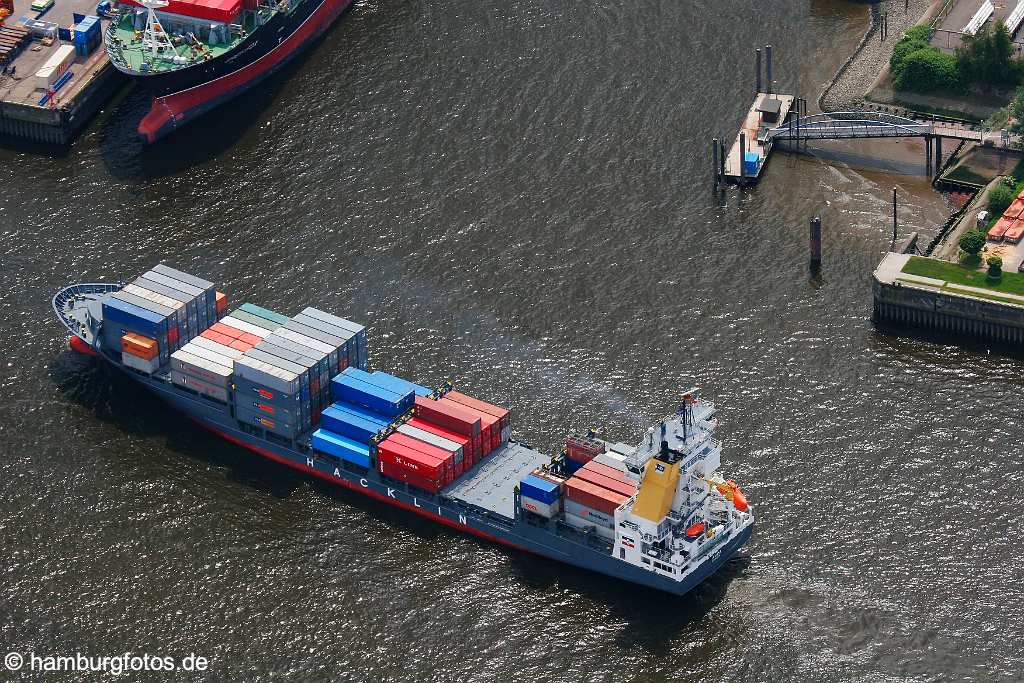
left=138, top=272, right=202, bottom=333
left=233, top=355, right=301, bottom=396
left=122, top=284, right=187, bottom=350
left=133, top=276, right=198, bottom=341
left=150, top=264, right=216, bottom=330
left=170, top=349, right=233, bottom=388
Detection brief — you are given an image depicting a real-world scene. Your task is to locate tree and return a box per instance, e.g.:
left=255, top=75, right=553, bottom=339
left=959, top=229, right=987, bottom=255
left=987, top=183, right=1016, bottom=216
left=987, top=255, right=1003, bottom=279
left=956, top=21, right=1016, bottom=88
left=894, top=48, right=961, bottom=93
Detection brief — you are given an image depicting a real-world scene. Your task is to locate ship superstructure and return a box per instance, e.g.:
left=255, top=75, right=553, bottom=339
left=53, top=265, right=755, bottom=596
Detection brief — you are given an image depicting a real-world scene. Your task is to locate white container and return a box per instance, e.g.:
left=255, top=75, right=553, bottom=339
left=520, top=495, right=560, bottom=518
left=35, top=44, right=75, bottom=90
left=564, top=512, right=615, bottom=540
left=178, top=341, right=235, bottom=369
left=170, top=349, right=232, bottom=387
left=397, top=424, right=464, bottom=464
left=122, top=351, right=160, bottom=375
left=219, top=316, right=272, bottom=339
left=188, top=336, right=243, bottom=360
left=171, top=370, right=229, bottom=402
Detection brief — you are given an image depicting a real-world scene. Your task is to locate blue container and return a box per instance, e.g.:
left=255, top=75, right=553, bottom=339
left=519, top=475, right=560, bottom=504
left=320, top=405, right=384, bottom=443
left=330, top=372, right=411, bottom=417
left=102, top=297, right=169, bottom=338
left=743, top=151, right=760, bottom=176
left=330, top=401, right=389, bottom=430
left=367, top=371, right=432, bottom=398
left=312, top=429, right=372, bottom=469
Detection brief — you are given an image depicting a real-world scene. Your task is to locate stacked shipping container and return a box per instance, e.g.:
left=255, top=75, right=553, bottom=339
left=102, top=264, right=221, bottom=371
left=563, top=460, right=637, bottom=540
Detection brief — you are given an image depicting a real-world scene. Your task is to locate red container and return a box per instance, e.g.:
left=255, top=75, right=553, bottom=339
left=580, top=460, right=634, bottom=485
left=215, top=291, right=228, bottom=316
left=201, top=329, right=234, bottom=346
left=229, top=339, right=252, bottom=352
left=571, top=467, right=637, bottom=498
left=386, top=432, right=453, bottom=483
left=168, top=326, right=180, bottom=346
left=438, top=397, right=499, bottom=455
left=374, top=438, right=442, bottom=491
left=414, top=396, right=481, bottom=459
left=237, top=331, right=262, bottom=347
left=444, top=391, right=510, bottom=430
left=565, top=478, right=629, bottom=516
left=379, top=458, right=442, bottom=494
left=566, top=435, right=604, bottom=464
left=407, top=418, right=473, bottom=466
left=126, top=0, right=241, bottom=23
left=209, top=322, right=242, bottom=339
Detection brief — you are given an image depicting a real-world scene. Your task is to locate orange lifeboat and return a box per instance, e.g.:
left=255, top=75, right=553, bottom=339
left=725, top=480, right=749, bottom=512
left=685, top=522, right=705, bottom=538
left=68, top=336, right=98, bottom=357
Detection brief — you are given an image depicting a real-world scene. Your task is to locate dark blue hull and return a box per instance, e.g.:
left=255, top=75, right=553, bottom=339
left=83, top=338, right=753, bottom=596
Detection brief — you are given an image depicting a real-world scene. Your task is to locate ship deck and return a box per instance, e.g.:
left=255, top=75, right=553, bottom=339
left=445, top=442, right=549, bottom=520
left=105, top=10, right=254, bottom=73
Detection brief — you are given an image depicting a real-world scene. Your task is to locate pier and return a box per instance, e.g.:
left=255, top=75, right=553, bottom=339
left=0, top=0, right=122, bottom=145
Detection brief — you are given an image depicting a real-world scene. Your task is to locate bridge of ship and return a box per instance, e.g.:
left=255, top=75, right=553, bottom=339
left=763, top=112, right=984, bottom=142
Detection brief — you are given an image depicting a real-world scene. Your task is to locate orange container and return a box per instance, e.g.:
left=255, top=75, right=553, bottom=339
left=121, top=332, right=158, bottom=360
left=215, top=291, right=228, bottom=315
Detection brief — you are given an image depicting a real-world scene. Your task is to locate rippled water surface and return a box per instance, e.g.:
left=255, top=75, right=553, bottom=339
left=2, top=1, right=1022, bottom=681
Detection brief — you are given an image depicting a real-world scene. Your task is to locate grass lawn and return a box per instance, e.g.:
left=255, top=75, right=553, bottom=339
left=902, top=256, right=1024, bottom=297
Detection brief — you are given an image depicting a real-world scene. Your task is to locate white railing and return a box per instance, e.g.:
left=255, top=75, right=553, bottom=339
left=963, top=0, right=994, bottom=36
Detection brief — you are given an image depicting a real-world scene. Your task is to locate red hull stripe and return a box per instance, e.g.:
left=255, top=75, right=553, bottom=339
left=69, top=335, right=99, bottom=357
left=138, top=0, right=354, bottom=142
left=192, top=419, right=538, bottom=556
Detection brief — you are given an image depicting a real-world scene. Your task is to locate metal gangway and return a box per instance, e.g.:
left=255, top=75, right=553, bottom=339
left=762, top=111, right=973, bottom=142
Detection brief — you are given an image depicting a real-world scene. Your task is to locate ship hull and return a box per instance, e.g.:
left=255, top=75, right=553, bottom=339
left=124, top=0, right=355, bottom=142
left=74, top=334, right=754, bottom=596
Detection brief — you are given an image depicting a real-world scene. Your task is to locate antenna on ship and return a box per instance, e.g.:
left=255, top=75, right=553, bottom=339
left=140, top=0, right=177, bottom=59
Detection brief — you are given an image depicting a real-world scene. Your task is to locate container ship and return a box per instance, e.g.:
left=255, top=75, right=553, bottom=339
left=101, top=0, right=354, bottom=142
left=53, top=265, right=756, bottom=595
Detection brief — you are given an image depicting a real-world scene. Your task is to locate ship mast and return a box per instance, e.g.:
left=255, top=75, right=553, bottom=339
left=141, top=0, right=177, bottom=59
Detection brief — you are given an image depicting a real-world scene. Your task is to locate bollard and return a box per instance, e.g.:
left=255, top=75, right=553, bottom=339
left=739, top=132, right=746, bottom=181
left=719, top=138, right=726, bottom=181
left=756, top=48, right=762, bottom=93
left=892, top=187, right=898, bottom=242
left=712, top=138, right=720, bottom=188
left=809, top=216, right=822, bottom=266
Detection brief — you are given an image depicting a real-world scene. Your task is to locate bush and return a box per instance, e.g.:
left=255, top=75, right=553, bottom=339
left=894, top=48, right=961, bottom=93
left=987, top=183, right=1016, bottom=215
left=959, top=229, right=987, bottom=255
left=988, top=256, right=1003, bottom=279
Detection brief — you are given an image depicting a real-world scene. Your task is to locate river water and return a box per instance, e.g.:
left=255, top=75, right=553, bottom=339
left=2, top=0, right=1022, bottom=681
